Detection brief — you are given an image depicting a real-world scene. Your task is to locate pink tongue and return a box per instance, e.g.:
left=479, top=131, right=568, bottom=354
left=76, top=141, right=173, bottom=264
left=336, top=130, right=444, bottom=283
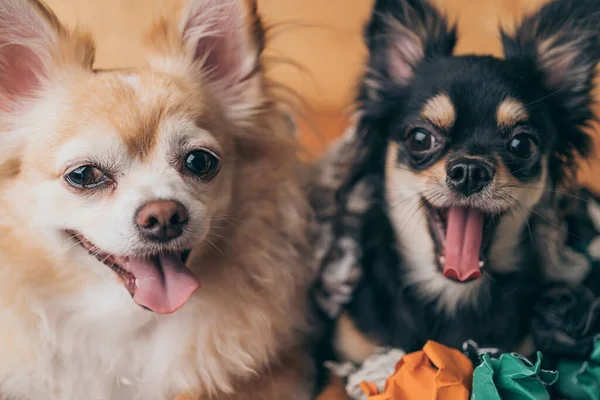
left=443, top=207, right=484, bottom=282
left=125, top=254, right=200, bottom=314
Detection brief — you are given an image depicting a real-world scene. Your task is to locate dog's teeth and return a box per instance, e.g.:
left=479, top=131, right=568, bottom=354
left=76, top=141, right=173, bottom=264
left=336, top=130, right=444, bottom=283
left=479, top=261, right=485, bottom=268
left=439, top=256, right=445, bottom=264
left=135, top=279, right=139, bottom=287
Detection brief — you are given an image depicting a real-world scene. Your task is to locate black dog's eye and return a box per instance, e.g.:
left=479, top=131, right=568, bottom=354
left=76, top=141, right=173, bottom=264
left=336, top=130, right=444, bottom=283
left=65, top=166, right=109, bottom=189
left=508, top=134, right=537, bottom=159
left=405, top=127, right=441, bottom=158
left=184, top=150, right=220, bottom=180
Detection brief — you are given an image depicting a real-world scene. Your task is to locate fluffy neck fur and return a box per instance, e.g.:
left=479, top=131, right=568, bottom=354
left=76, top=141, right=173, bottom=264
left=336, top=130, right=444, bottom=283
left=345, top=185, right=539, bottom=353
left=334, top=134, right=541, bottom=353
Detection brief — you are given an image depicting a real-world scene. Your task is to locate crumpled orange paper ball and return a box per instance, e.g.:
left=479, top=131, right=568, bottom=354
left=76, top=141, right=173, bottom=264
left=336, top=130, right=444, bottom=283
left=360, top=340, right=474, bottom=400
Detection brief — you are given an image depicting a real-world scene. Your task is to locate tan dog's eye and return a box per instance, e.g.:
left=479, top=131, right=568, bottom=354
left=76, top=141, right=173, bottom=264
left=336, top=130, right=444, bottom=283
left=65, top=166, right=109, bottom=189
left=184, top=150, right=220, bottom=181
left=508, top=134, right=537, bottom=159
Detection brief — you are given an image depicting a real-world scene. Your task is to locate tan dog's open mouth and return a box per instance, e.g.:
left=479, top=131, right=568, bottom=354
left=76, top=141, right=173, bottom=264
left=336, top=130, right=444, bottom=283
left=67, top=231, right=198, bottom=314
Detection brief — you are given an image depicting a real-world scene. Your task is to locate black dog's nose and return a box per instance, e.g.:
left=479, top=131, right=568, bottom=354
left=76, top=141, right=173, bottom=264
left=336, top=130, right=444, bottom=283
left=135, top=200, right=188, bottom=242
left=447, top=159, right=494, bottom=196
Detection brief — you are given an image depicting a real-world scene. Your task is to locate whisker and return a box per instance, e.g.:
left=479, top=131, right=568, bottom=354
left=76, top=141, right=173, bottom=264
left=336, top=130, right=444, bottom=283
left=507, top=194, right=573, bottom=237
left=203, top=238, right=224, bottom=256
left=501, top=185, right=587, bottom=202
left=384, top=162, right=442, bottom=179
left=501, top=194, right=534, bottom=244
left=387, top=191, right=419, bottom=211
left=525, top=87, right=563, bottom=106
left=206, top=231, right=233, bottom=246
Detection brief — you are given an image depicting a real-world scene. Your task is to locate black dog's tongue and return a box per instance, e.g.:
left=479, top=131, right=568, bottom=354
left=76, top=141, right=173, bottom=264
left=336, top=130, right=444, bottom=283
left=125, top=254, right=200, bottom=314
left=443, top=207, right=483, bottom=281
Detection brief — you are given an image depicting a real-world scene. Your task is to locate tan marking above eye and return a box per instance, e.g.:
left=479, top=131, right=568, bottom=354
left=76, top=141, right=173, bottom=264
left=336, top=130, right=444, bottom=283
left=497, top=98, right=529, bottom=129
left=420, top=92, right=456, bottom=130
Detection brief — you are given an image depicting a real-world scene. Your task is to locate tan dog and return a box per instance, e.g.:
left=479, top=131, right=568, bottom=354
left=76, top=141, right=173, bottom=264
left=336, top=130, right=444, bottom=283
left=0, top=0, right=314, bottom=398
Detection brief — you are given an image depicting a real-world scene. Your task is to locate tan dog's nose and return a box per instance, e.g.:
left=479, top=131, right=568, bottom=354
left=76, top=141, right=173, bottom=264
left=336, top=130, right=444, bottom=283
left=135, top=200, right=188, bottom=242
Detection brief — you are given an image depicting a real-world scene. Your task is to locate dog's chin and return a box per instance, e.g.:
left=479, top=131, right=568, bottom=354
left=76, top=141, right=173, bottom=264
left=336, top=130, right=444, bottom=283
left=422, top=198, right=505, bottom=284
left=65, top=230, right=199, bottom=315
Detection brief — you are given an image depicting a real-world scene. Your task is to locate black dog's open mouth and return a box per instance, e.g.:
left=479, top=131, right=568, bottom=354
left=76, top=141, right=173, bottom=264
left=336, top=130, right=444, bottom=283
left=423, top=201, right=502, bottom=282
left=67, top=230, right=198, bottom=314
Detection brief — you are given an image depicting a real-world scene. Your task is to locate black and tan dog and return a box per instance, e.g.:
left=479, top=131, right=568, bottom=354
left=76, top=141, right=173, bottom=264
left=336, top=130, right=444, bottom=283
left=312, top=0, right=600, bottom=363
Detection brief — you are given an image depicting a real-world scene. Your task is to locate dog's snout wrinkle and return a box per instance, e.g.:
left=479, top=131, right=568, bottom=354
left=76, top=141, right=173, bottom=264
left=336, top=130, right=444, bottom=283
left=135, top=200, right=188, bottom=242
left=446, top=159, right=494, bottom=197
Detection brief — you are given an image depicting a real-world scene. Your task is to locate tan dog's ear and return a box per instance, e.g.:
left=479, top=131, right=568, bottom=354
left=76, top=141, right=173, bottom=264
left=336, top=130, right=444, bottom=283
left=146, top=0, right=265, bottom=123
left=0, top=0, right=94, bottom=111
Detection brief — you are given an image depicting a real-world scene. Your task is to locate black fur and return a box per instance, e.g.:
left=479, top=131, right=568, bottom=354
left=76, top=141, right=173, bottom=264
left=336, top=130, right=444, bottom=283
left=501, top=0, right=600, bottom=184
left=335, top=0, right=600, bottom=355
left=345, top=184, right=538, bottom=352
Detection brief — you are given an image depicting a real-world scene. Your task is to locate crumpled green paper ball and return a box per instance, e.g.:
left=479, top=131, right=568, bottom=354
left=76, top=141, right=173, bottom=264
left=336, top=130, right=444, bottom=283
left=556, top=336, right=600, bottom=400
left=471, top=352, right=558, bottom=400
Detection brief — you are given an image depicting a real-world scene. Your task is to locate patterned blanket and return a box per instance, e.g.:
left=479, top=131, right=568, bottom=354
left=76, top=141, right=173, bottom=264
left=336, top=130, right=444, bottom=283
left=309, top=124, right=600, bottom=399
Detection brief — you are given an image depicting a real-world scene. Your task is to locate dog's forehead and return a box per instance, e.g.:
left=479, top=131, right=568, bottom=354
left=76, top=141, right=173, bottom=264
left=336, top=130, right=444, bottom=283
left=409, top=57, right=536, bottom=136
left=59, top=71, right=216, bottom=159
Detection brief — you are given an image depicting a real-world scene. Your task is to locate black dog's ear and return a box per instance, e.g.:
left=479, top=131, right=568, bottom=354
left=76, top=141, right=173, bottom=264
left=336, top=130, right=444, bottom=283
left=351, top=0, right=455, bottom=193
left=362, top=0, right=456, bottom=95
left=502, top=0, right=600, bottom=182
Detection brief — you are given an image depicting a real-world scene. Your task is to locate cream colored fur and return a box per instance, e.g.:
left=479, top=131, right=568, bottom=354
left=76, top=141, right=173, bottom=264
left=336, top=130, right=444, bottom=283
left=384, top=142, right=546, bottom=314
left=0, top=0, right=314, bottom=399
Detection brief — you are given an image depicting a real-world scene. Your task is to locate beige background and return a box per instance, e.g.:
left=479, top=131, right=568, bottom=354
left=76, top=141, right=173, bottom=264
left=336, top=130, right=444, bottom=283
left=43, top=0, right=550, bottom=106
left=43, top=0, right=600, bottom=192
